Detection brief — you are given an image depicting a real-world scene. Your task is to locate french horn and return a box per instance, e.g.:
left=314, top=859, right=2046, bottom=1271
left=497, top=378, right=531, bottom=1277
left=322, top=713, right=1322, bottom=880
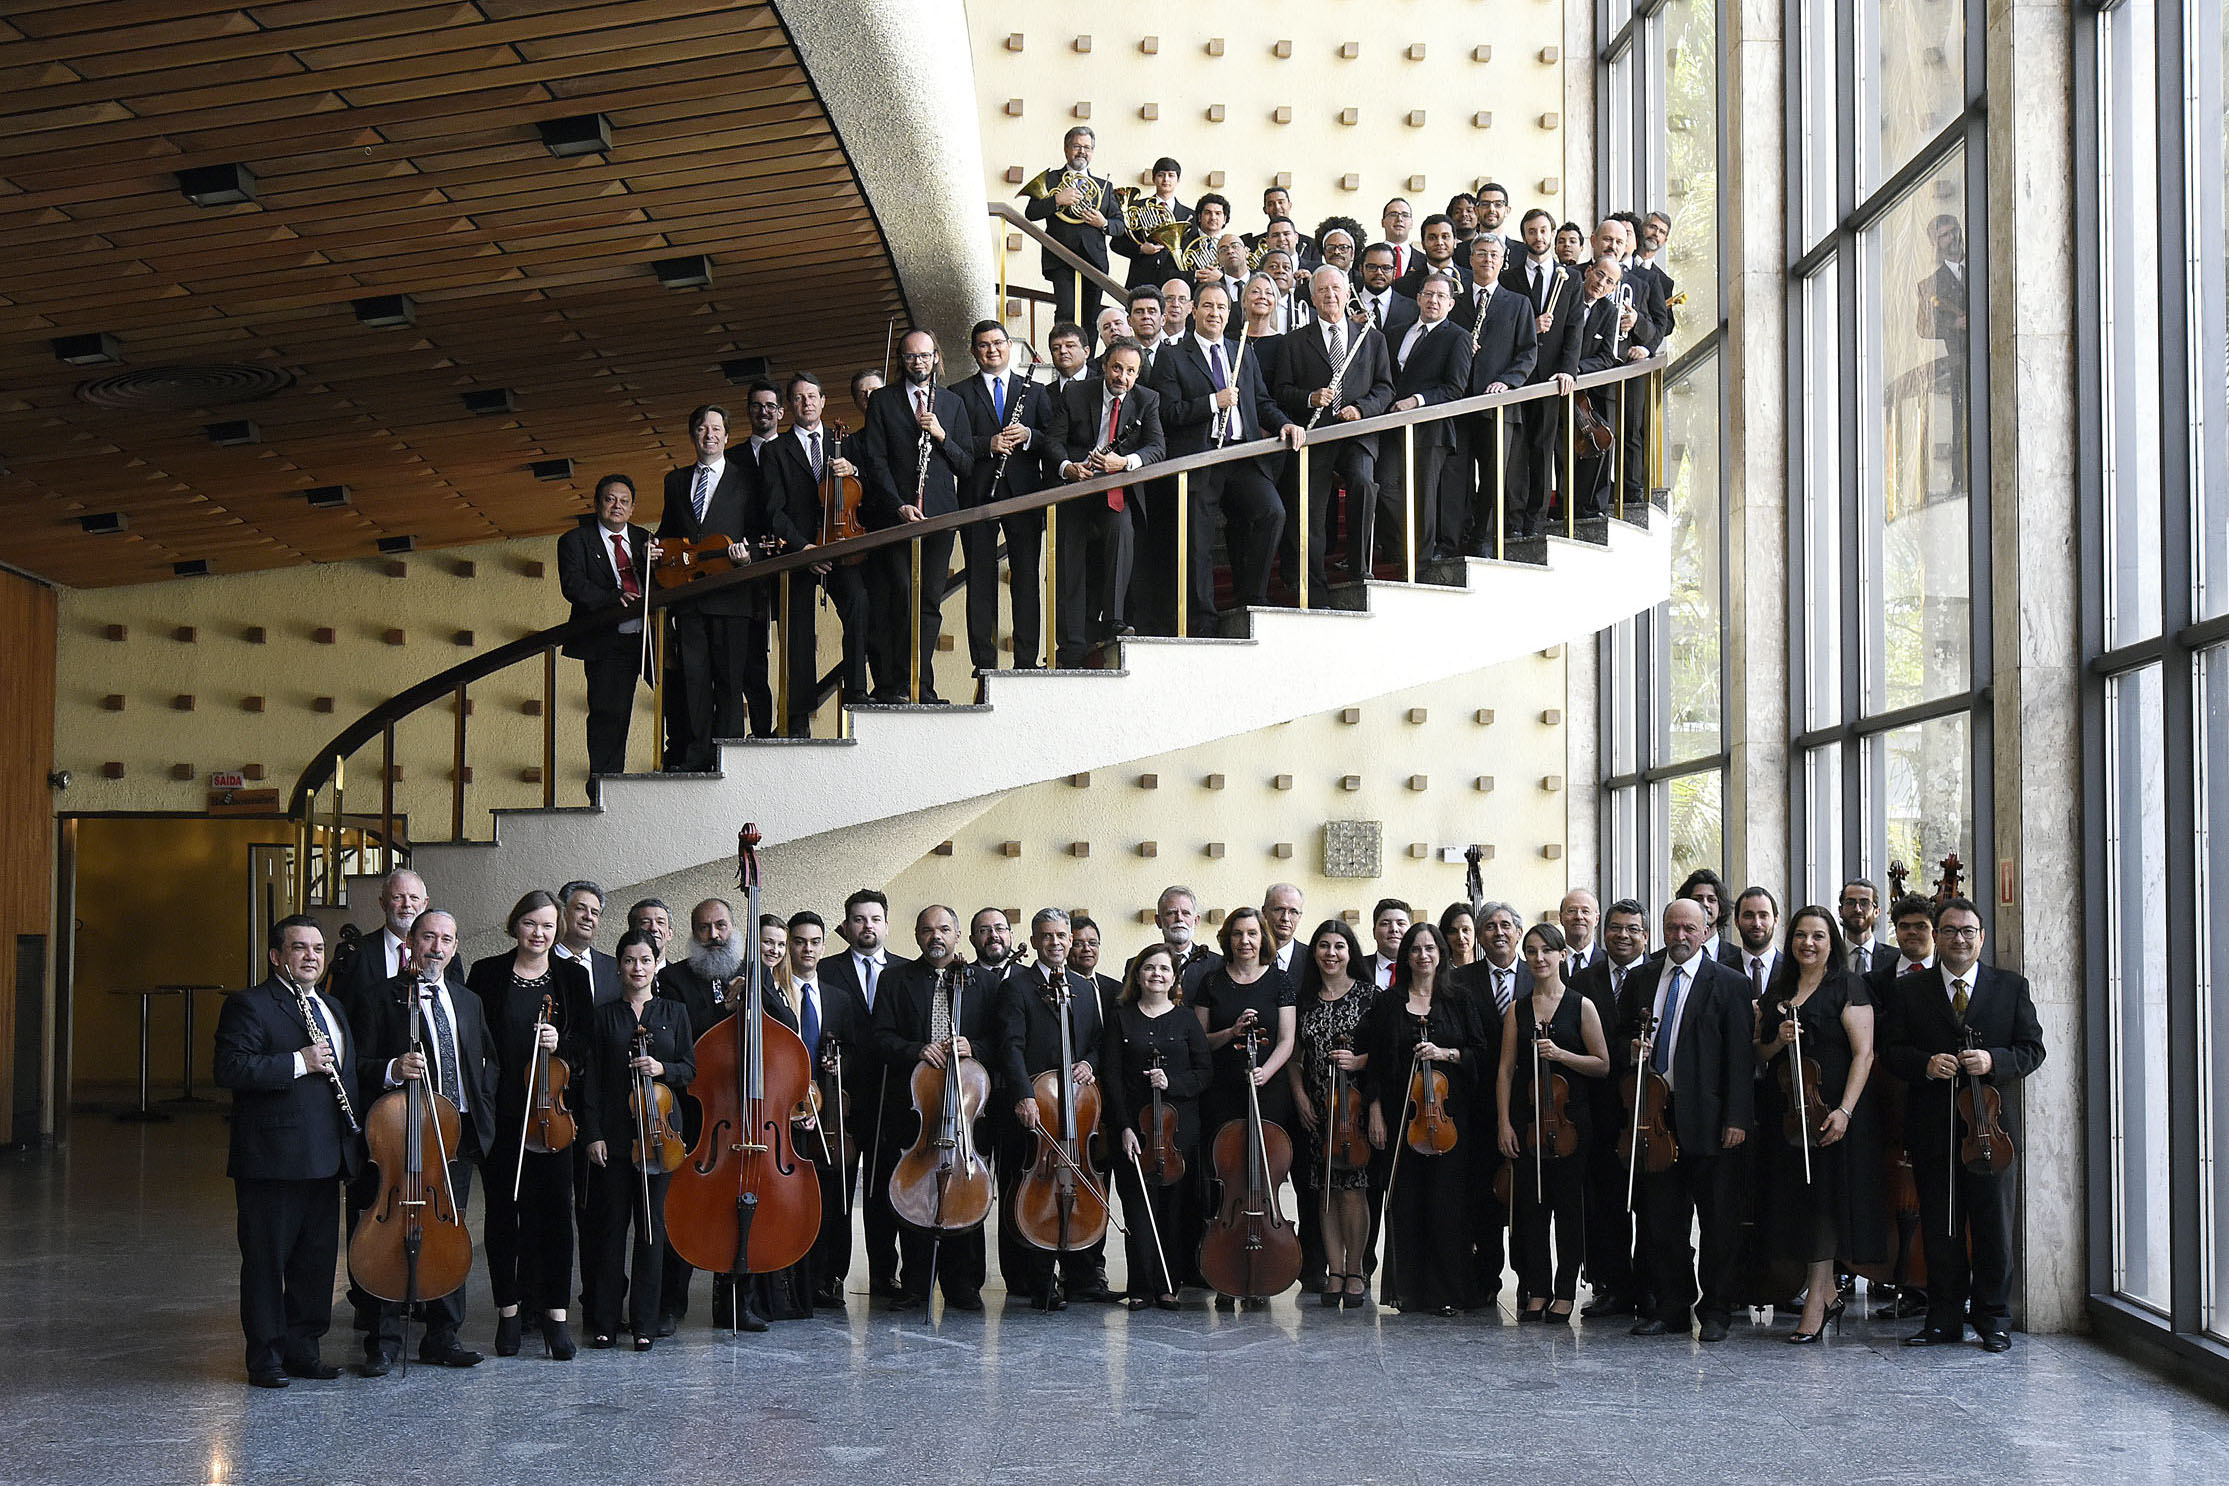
left=1019, top=166, right=1104, bottom=226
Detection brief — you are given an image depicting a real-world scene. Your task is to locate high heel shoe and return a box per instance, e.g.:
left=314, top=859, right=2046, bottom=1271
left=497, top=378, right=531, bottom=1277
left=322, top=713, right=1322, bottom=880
left=1546, top=1302, right=1573, bottom=1326
left=1319, top=1272, right=1349, bottom=1308
left=632, top=1335, right=654, bottom=1353
left=494, top=1313, right=523, bottom=1357
left=1519, top=1302, right=1548, bottom=1324
left=538, top=1316, right=577, bottom=1361
left=1786, top=1326, right=1824, bottom=1344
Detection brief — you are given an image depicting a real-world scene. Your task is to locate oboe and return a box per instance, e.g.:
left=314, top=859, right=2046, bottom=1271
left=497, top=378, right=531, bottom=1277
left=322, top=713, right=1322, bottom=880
left=285, top=975, right=360, bottom=1135
left=913, top=428, right=932, bottom=509
left=1306, top=327, right=1367, bottom=431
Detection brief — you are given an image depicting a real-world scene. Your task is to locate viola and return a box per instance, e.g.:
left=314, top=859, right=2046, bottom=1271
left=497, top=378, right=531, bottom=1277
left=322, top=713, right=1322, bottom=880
left=1014, top=975, right=1112, bottom=1255
left=1198, top=1029, right=1300, bottom=1300
left=662, top=825, right=821, bottom=1292
left=520, top=992, right=575, bottom=1157
left=888, top=964, right=994, bottom=1235
left=349, top=983, right=474, bottom=1340
left=1523, top=1015, right=1579, bottom=1162
left=1139, top=1047, right=1185, bottom=1187
left=1956, top=1024, right=2014, bottom=1176
left=651, top=532, right=783, bottom=590
left=1324, top=1045, right=1371, bottom=1174
left=1618, top=1012, right=1678, bottom=1207
left=1404, top=1044, right=1456, bottom=1157
left=1775, top=995, right=1833, bottom=1170
left=819, top=421, right=870, bottom=560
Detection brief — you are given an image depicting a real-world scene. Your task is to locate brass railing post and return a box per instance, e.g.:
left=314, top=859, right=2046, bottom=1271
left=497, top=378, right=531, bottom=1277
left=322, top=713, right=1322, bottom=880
left=1176, top=470, right=1190, bottom=637
left=1563, top=388, right=1578, bottom=543
left=1296, top=451, right=1310, bottom=610
left=1402, top=423, right=1417, bottom=583
left=541, top=646, right=556, bottom=808
left=650, top=613, right=665, bottom=772
left=1494, top=405, right=1508, bottom=562
left=908, top=535, right=923, bottom=704
left=1608, top=380, right=1623, bottom=534
left=777, top=570, right=792, bottom=734
left=380, top=724, right=395, bottom=876
left=294, top=814, right=311, bottom=914
left=451, top=683, right=467, bottom=842
left=327, top=757, right=343, bottom=909
left=1042, top=497, right=1059, bottom=667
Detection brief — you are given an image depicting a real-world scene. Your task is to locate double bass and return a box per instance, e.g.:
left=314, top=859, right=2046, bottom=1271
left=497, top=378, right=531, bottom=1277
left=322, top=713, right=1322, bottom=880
left=1198, top=1030, right=1301, bottom=1300
left=887, top=964, right=994, bottom=1237
left=1014, top=975, right=1115, bottom=1261
left=349, top=982, right=474, bottom=1372
left=662, top=825, right=821, bottom=1313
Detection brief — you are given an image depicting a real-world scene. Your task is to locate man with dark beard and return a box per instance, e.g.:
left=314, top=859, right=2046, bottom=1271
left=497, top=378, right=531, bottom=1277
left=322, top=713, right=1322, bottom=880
left=970, top=907, right=1019, bottom=979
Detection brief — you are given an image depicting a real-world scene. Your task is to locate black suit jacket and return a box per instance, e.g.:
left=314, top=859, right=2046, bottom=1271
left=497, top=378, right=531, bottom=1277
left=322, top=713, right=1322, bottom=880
left=756, top=427, right=835, bottom=557
left=996, top=964, right=1106, bottom=1111
left=1114, top=198, right=1192, bottom=288
left=1353, top=289, right=1420, bottom=344
left=350, top=970, right=501, bottom=1156
left=1045, top=378, right=1166, bottom=474
left=1569, top=955, right=1644, bottom=1081
left=557, top=520, right=650, bottom=660
left=464, top=952, right=594, bottom=1125
left=1148, top=334, right=1292, bottom=456
left=328, top=928, right=461, bottom=1029
left=867, top=958, right=1002, bottom=1139
left=1503, top=259, right=1585, bottom=380
left=1386, top=317, right=1473, bottom=448
left=1878, top=963, right=2046, bottom=1159
left=859, top=381, right=974, bottom=523
left=1452, top=288, right=1539, bottom=400
left=1272, top=320, right=1396, bottom=457
left=1574, top=297, right=1633, bottom=375
left=1392, top=258, right=1466, bottom=300
left=657, top=459, right=765, bottom=618
left=556, top=945, right=621, bottom=1008
left=1615, top=953, right=1755, bottom=1154
left=1022, top=166, right=1114, bottom=274
left=215, top=975, right=363, bottom=1182
left=949, top=370, right=1053, bottom=504
left=1717, top=943, right=1786, bottom=998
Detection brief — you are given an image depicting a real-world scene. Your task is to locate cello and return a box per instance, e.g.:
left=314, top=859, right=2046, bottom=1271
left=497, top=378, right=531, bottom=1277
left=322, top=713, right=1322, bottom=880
left=662, top=825, right=821, bottom=1312
left=1014, top=974, right=1117, bottom=1263
left=887, top=964, right=994, bottom=1238
left=1198, top=1029, right=1301, bottom=1301
left=349, top=981, right=474, bottom=1373
left=511, top=993, right=575, bottom=1203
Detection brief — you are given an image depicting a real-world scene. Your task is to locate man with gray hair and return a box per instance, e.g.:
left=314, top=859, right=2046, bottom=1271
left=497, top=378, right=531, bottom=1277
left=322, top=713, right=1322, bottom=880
left=1143, top=884, right=1223, bottom=996
left=1273, top=263, right=1394, bottom=597
left=1262, top=883, right=1306, bottom=973
left=554, top=879, right=619, bottom=1006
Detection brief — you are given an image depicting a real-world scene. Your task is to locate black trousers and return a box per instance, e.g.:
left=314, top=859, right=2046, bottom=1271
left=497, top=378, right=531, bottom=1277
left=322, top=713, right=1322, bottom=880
left=1186, top=458, right=1285, bottom=632
left=1284, top=440, right=1375, bottom=597
left=481, top=1141, right=574, bottom=1314
left=1582, top=1100, right=1643, bottom=1302
left=1512, top=1149, right=1587, bottom=1302
left=1637, top=1147, right=1744, bottom=1326
left=1914, top=1148, right=2018, bottom=1332
left=1616, top=377, right=1650, bottom=507
left=1517, top=394, right=1566, bottom=524
left=866, top=530, right=955, bottom=698
left=235, top=1175, right=342, bottom=1375
left=961, top=506, right=1044, bottom=670
left=669, top=608, right=769, bottom=766
left=580, top=643, right=641, bottom=777
left=781, top=563, right=869, bottom=733
left=996, top=1127, right=1107, bottom=1300
left=1049, top=266, right=1103, bottom=343
left=1457, top=410, right=1527, bottom=547
left=1466, top=1148, right=1509, bottom=1300
left=806, top=1146, right=851, bottom=1296
left=366, top=1156, right=477, bottom=1359
left=584, top=1159, right=669, bottom=1338
left=1114, top=1153, right=1187, bottom=1298
left=898, top=1224, right=986, bottom=1301
left=1387, top=1149, right=1474, bottom=1311
left=1056, top=494, right=1134, bottom=666
left=1375, top=434, right=1454, bottom=563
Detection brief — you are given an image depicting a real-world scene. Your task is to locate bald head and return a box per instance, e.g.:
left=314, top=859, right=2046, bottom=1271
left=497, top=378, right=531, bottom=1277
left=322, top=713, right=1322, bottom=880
left=1661, top=898, right=1707, bottom=964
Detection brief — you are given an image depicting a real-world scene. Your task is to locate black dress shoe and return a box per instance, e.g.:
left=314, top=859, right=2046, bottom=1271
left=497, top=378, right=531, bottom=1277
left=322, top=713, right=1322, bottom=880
left=1981, top=1330, right=2012, bottom=1353
left=1904, top=1326, right=1964, bottom=1347
left=495, top=1313, right=523, bottom=1357
left=421, top=1342, right=483, bottom=1368
left=1071, top=1284, right=1119, bottom=1305
left=1873, top=1291, right=1929, bottom=1321
left=887, top=1293, right=923, bottom=1312
left=869, top=1280, right=905, bottom=1300
left=281, top=1357, right=341, bottom=1381
left=737, top=1304, right=769, bottom=1334
left=1697, top=1317, right=1729, bottom=1343
left=1580, top=1294, right=1637, bottom=1318
left=358, top=1353, right=394, bottom=1378
left=1628, top=1318, right=1674, bottom=1337
left=812, top=1286, right=845, bottom=1309
left=657, top=1315, right=678, bottom=1338
left=946, top=1291, right=984, bottom=1312
left=248, top=1370, right=290, bottom=1389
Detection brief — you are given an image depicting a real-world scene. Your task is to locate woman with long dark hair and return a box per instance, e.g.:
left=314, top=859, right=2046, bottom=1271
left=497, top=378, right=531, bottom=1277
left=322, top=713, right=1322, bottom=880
left=1287, top=918, right=1376, bottom=1307
left=1102, top=942, right=1212, bottom=1310
left=1496, top=923, right=1609, bottom=1323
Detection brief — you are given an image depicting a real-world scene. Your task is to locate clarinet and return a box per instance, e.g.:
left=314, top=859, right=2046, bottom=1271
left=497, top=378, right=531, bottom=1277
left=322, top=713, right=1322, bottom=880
left=285, top=976, right=360, bottom=1135
left=989, top=378, right=1029, bottom=487
left=1306, top=328, right=1368, bottom=431
left=913, top=428, right=932, bottom=509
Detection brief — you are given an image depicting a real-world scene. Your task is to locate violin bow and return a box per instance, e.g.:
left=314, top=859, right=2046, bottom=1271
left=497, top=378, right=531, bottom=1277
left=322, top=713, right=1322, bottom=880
left=513, top=997, right=544, bottom=1203
left=1627, top=1013, right=1656, bottom=1211
left=1787, top=993, right=1812, bottom=1185
left=1533, top=1005, right=1546, bottom=1204
left=1128, top=1144, right=1172, bottom=1296
left=1383, top=1044, right=1422, bottom=1207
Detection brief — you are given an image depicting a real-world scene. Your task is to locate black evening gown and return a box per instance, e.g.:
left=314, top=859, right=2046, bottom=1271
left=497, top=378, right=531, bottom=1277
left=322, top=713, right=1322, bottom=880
left=1755, top=971, right=1888, bottom=1268
left=1362, top=986, right=1485, bottom=1312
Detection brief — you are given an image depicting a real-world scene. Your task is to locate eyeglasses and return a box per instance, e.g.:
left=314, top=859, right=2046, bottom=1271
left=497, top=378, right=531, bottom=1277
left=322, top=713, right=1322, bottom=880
left=1936, top=925, right=1981, bottom=940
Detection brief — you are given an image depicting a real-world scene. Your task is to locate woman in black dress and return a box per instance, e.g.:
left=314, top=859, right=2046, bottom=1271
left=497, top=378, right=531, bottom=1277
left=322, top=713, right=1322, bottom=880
left=1495, top=923, right=1609, bottom=1323
left=1363, top=922, right=1486, bottom=1315
left=1286, top=918, right=1376, bottom=1306
left=1192, top=906, right=1298, bottom=1137
left=1753, top=905, right=1886, bottom=1342
left=582, top=929, right=695, bottom=1350
left=467, top=889, right=594, bottom=1360
left=1103, top=942, right=1213, bottom=1309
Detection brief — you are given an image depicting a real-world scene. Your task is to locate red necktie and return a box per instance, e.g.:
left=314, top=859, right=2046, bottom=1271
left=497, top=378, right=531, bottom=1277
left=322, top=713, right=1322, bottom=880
left=1104, top=396, right=1125, bottom=512
left=610, top=532, right=640, bottom=600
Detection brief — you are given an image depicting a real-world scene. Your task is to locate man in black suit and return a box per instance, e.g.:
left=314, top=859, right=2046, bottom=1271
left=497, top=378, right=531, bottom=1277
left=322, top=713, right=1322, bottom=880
left=1559, top=889, right=1605, bottom=980
left=951, top=319, right=1055, bottom=673
left=1838, top=877, right=1890, bottom=977
left=656, top=402, right=768, bottom=768
left=1719, top=885, right=1785, bottom=999
left=1880, top=898, right=2046, bottom=1353
left=553, top=879, right=621, bottom=1006
left=557, top=474, right=651, bottom=783
left=1392, top=213, right=1466, bottom=299
left=1601, top=218, right=1666, bottom=511
left=1636, top=211, right=1679, bottom=340
left=1047, top=338, right=1164, bottom=666
left=819, top=889, right=904, bottom=1297
left=1505, top=209, right=1584, bottom=533
left=216, top=915, right=361, bottom=1387
left=1572, top=258, right=1652, bottom=519
left=1023, top=125, right=1115, bottom=330
left=350, top=909, right=500, bottom=1374
left=781, top=910, right=869, bottom=1308
left=1378, top=270, right=1472, bottom=564
left=1572, top=899, right=1652, bottom=1318
left=1273, top=266, right=1395, bottom=595
left=1356, top=898, right=1416, bottom=993
left=1616, top=898, right=1755, bottom=1342
left=1136, top=885, right=1225, bottom=1000
left=1352, top=243, right=1420, bottom=341
left=757, top=371, right=871, bottom=733
left=858, top=330, right=974, bottom=703
left=868, top=904, right=999, bottom=1310
left=1144, top=282, right=1305, bottom=635
left=1113, top=155, right=1191, bottom=290
left=994, top=909, right=1113, bottom=1309
left=1449, top=234, right=1541, bottom=546
left=1474, top=181, right=1525, bottom=264
left=1070, top=915, right=1124, bottom=1021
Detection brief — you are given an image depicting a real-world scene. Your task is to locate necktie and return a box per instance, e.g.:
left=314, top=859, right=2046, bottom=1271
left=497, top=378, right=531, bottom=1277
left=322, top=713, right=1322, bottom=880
left=421, top=985, right=463, bottom=1111
left=1654, top=969, right=1685, bottom=1074
left=1493, top=968, right=1512, bottom=1013
left=1567, top=953, right=1582, bottom=983
left=611, top=532, right=639, bottom=600
left=1901, top=959, right=1925, bottom=976
left=1612, top=966, right=1625, bottom=1002
left=915, top=388, right=928, bottom=419
left=1752, top=957, right=1767, bottom=1001
left=799, top=983, right=820, bottom=1055
left=1852, top=944, right=1870, bottom=975
left=862, top=955, right=881, bottom=1010
left=1370, top=298, right=1383, bottom=328
left=691, top=464, right=712, bottom=523
left=1329, top=323, right=1346, bottom=370
left=1209, top=342, right=1233, bottom=440
left=1951, top=978, right=1970, bottom=1020
left=1103, top=396, right=1125, bottom=512
left=809, top=430, right=822, bottom=481
left=928, top=971, right=954, bottom=1043
left=993, top=377, right=1006, bottom=426
left=304, top=991, right=337, bottom=1061
left=1534, top=263, right=1548, bottom=310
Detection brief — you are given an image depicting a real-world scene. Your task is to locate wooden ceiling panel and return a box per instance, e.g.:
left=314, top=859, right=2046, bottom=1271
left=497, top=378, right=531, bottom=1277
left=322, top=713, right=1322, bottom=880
left=0, top=1, right=917, bottom=588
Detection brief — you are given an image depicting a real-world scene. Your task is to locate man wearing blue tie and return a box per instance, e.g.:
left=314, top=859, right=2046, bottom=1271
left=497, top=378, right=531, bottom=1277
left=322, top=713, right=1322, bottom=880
left=1615, top=897, right=1754, bottom=1342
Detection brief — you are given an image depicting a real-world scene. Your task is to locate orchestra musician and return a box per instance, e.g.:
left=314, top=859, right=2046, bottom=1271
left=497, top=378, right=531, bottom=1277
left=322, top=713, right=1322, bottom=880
left=1571, top=899, right=1653, bottom=1318
left=1048, top=337, right=1164, bottom=667
left=1451, top=235, right=1542, bottom=548
left=775, top=912, right=858, bottom=1310
left=1113, top=156, right=1191, bottom=290
left=953, top=320, right=1055, bottom=675
left=556, top=474, right=651, bottom=785
left=215, top=915, right=360, bottom=1387
left=350, top=909, right=499, bottom=1375
left=757, top=371, right=872, bottom=731
left=818, top=890, right=902, bottom=1300
left=1287, top=918, right=1377, bottom=1308
left=1437, top=903, right=1479, bottom=967
left=1379, top=269, right=1474, bottom=565
left=652, top=898, right=754, bottom=1331
left=466, top=890, right=594, bottom=1361
left=1274, top=265, right=1394, bottom=595
left=1496, top=924, right=1609, bottom=1324
left=1192, top=907, right=1298, bottom=1297
left=655, top=403, right=768, bottom=769
left=1104, top=942, right=1213, bottom=1310
left=1879, top=898, right=2046, bottom=1353
left=580, top=930, right=695, bottom=1351
left=1503, top=209, right=1584, bottom=541
left=858, top=329, right=974, bottom=704
left=1022, top=125, right=1114, bottom=330
left=1450, top=899, right=1518, bottom=1304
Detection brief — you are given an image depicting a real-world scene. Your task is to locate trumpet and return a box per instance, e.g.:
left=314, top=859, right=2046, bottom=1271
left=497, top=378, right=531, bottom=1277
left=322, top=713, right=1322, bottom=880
left=1020, top=166, right=1104, bottom=227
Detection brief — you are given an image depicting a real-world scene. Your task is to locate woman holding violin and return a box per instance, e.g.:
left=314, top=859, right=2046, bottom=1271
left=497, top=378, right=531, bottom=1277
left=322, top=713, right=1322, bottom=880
left=1752, top=906, right=1886, bottom=1343
left=1495, top=924, right=1608, bottom=1323
left=1286, top=919, right=1376, bottom=1307
left=466, top=889, right=594, bottom=1360
left=1363, top=922, right=1487, bottom=1315
left=582, top=929, right=696, bottom=1350
left=1102, top=943, right=1211, bottom=1309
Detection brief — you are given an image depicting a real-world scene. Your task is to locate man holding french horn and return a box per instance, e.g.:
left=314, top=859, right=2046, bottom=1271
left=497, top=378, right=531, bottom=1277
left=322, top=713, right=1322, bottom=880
left=1022, top=126, right=1116, bottom=334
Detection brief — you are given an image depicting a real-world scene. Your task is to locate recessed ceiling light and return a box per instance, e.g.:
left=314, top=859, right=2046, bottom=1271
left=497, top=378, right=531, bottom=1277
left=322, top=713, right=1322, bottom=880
left=304, top=485, right=352, bottom=508
left=352, top=294, right=415, bottom=328
left=176, top=163, right=257, bottom=206
left=531, top=458, right=574, bottom=482
left=376, top=535, right=415, bottom=555
left=173, top=559, right=211, bottom=577
left=462, top=389, right=516, bottom=415
left=205, top=420, right=261, bottom=447
left=536, top=114, right=612, bottom=157
left=79, top=512, right=129, bottom=534
left=52, top=332, right=121, bottom=366
left=653, top=255, right=711, bottom=289
left=721, top=356, right=771, bottom=384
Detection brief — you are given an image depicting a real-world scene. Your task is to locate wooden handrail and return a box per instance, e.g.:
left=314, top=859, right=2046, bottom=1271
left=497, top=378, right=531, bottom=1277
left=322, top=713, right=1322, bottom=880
left=988, top=201, right=1131, bottom=302
left=287, top=353, right=1665, bottom=824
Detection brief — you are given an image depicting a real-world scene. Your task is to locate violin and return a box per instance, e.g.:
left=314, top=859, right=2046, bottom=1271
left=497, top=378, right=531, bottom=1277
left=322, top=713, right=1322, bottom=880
left=818, top=421, right=870, bottom=560
left=651, top=532, right=783, bottom=589
left=1523, top=1009, right=1579, bottom=1161
left=1198, top=1029, right=1301, bottom=1300
left=628, top=1022, right=686, bottom=1175
left=1140, top=1047, right=1185, bottom=1186
left=519, top=992, right=575, bottom=1157
left=1956, top=1024, right=2014, bottom=1175
left=1618, top=1012, right=1678, bottom=1207
left=1014, top=976, right=1112, bottom=1256
left=1404, top=1041, right=1456, bottom=1156
left=1324, top=1044, right=1371, bottom=1174
left=809, top=1047, right=858, bottom=1215
left=888, top=963, right=994, bottom=1235
left=349, top=982, right=475, bottom=1359
left=1775, top=994, right=1831, bottom=1181
left=663, top=825, right=821, bottom=1298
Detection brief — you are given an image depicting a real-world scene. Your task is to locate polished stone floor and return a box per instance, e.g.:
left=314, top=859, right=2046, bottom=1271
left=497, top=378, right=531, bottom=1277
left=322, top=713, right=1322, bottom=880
left=5, top=1114, right=2227, bottom=1486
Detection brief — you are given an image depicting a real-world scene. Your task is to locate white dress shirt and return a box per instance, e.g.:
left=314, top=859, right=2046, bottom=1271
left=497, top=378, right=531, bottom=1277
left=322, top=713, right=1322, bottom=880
left=386, top=978, right=469, bottom=1113
left=290, top=982, right=348, bottom=1081
left=1650, top=955, right=1700, bottom=1091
